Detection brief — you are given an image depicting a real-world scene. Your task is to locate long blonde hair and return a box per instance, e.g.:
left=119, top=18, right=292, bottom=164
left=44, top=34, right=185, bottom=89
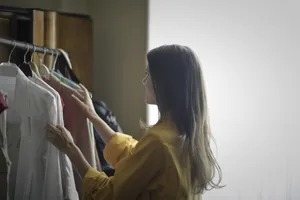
left=147, top=45, right=224, bottom=194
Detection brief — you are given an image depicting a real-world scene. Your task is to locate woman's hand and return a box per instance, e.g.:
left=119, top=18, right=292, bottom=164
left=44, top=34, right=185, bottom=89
left=71, top=83, right=96, bottom=119
left=45, top=124, right=76, bottom=155
left=71, top=83, right=116, bottom=143
left=45, top=124, right=92, bottom=178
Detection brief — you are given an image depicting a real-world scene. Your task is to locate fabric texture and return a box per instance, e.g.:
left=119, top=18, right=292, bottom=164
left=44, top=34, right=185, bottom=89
left=55, top=69, right=113, bottom=175
left=52, top=52, right=122, bottom=176
left=0, top=64, right=64, bottom=200
left=53, top=57, right=113, bottom=176
left=0, top=92, right=8, bottom=114
left=46, top=72, right=96, bottom=167
left=83, top=121, right=197, bottom=200
left=29, top=73, right=79, bottom=200
left=50, top=71, right=97, bottom=168
left=44, top=74, right=97, bottom=199
left=93, top=100, right=123, bottom=176
left=0, top=92, right=10, bottom=200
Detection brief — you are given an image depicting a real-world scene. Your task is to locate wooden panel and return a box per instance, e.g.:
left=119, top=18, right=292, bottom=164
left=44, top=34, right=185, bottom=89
left=44, top=11, right=57, bottom=67
left=0, top=18, right=10, bottom=63
left=56, top=14, right=93, bottom=91
left=32, top=10, right=44, bottom=64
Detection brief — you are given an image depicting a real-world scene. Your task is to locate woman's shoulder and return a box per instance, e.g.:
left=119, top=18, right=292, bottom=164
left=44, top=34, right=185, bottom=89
left=140, top=121, right=180, bottom=149
left=148, top=121, right=180, bottom=136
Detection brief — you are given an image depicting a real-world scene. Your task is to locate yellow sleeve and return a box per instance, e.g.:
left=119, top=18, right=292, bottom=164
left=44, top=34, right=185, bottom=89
left=83, top=134, right=165, bottom=200
left=103, top=132, right=138, bottom=168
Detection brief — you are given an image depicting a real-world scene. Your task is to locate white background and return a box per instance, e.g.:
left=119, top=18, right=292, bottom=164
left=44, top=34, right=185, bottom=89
left=148, top=1, right=300, bottom=199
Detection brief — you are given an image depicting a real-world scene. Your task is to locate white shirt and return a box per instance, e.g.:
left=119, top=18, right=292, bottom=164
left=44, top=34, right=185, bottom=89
left=29, top=72, right=79, bottom=200
left=0, top=63, right=64, bottom=200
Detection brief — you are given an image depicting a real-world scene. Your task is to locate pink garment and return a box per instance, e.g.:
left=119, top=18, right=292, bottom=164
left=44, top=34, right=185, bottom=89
left=0, top=92, right=8, bottom=114
left=60, top=96, right=65, bottom=109
left=44, top=74, right=93, bottom=199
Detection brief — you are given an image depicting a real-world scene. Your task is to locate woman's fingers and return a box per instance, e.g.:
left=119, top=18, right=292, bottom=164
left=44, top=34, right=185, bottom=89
left=46, top=133, right=56, bottom=143
left=46, top=124, right=59, bottom=136
left=56, top=125, right=65, bottom=130
left=45, top=125, right=60, bottom=146
left=46, top=124, right=57, bottom=132
left=72, top=89, right=84, bottom=101
left=79, top=83, right=87, bottom=91
left=71, top=84, right=90, bottom=104
left=45, top=123, right=77, bottom=155
left=71, top=94, right=87, bottom=110
left=79, top=83, right=89, bottom=98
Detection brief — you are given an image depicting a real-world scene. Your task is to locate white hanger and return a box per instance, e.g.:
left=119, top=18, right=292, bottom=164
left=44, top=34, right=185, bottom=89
left=48, top=49, right=54, bottom=71
left=23, top=43, right=30, bottom=64
left=50, top=49, right=59, bottom=72
left=30, top=45, right=36, bottom=63
left=0, top=40, right=18, bottom=77
left=8, top=40, right=17, bottom=64
left=57, top=48, right=72, bottom=70
left=38, top=47, right=50, bottom=78
left=29, top=45, right=41, bottom=77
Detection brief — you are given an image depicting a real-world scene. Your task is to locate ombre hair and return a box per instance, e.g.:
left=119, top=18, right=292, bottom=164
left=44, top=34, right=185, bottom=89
left=147, top=45, right=224, bottom=195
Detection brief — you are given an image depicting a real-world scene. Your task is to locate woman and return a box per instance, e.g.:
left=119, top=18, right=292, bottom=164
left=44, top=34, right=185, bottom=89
left=46, top=44, right=223, bottom=199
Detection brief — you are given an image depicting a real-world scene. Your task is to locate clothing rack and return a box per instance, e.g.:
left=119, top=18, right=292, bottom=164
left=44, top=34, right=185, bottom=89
left=0, top=37, right=61, bottom=56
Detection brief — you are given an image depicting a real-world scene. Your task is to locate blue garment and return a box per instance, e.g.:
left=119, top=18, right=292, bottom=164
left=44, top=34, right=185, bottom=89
left=52, top=71, right=93, bottom=97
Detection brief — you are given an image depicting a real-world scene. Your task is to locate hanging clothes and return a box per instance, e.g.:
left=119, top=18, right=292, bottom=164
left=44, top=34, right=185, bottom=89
left=54, top=68, right=119, bottom=176
left=0, top=63, right=64, bottom=200
left=0, top=91, right=9, bottom=200
left=44, top=74, right=97, bottom=199
left=29, top=72, right=78, bottom=200
left=50, top=70, right=98, bottom=169
left=53, top=50, right=97, bottom=169
left=52, top=48, right=123, bottom=176
left=51, top=49, right=101, bottom=171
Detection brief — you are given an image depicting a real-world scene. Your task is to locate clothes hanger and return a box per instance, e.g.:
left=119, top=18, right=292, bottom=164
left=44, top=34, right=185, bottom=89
left=55, top=49, right=81, bottom=84
left=46, top=49, right=58, bottom=81
left=29, top=45, right=41, bottom=77
left=7, top=41, right=17, bottom=64
left=57, top=49, right=72, bottom=69
left=39, top=47, right=50, bottom=78
left=0, top=40, right=18, bottom=77
left=50, top=49, right=59, bottom=72
left=18, top=43, right=33, bottom=77
left=49, top=49, right=55, bottom=72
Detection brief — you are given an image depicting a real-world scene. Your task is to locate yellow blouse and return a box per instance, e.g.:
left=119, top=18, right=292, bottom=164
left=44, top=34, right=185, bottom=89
left=83, top=122, right=200, bottom=200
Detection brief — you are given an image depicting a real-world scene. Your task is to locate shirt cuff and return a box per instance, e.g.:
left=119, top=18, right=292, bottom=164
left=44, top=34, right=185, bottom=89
left=104, top=133, right=138, bottom=168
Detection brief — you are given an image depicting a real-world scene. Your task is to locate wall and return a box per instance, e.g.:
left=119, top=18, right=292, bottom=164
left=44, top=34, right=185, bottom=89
left=149, top=0, right=300, bottom=199
left=88, top=0, right=148, bottom=138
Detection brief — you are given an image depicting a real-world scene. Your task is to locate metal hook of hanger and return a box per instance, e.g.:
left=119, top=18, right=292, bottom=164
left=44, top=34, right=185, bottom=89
left=52, top=49, right=59, bottom=71
left=36, top=47, right=43, bottom=65
left=30, top=45, right=36, bottom=63
left=23, top=43, right=30, bottom=64
left=49, top=49, right=54, bottom=70
left=8, top=40, right=17, bottom=63
left=41, top=47, right=47, bottom=65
